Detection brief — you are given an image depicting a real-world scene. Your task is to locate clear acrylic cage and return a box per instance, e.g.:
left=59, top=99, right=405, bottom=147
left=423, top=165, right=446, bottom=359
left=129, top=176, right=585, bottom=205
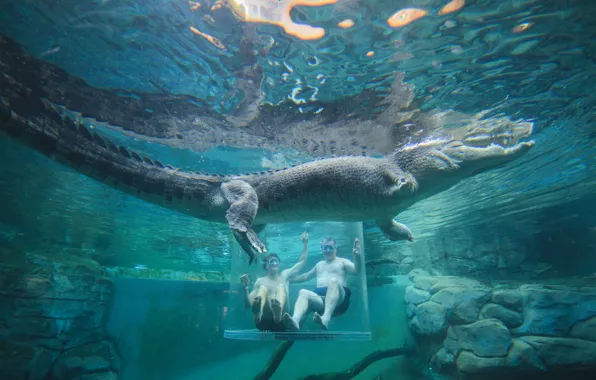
left=224, top=221, right=371, bottom=341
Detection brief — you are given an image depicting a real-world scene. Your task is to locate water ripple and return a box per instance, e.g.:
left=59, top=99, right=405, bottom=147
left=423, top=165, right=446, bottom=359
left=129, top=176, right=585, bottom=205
left=1, top=0, right=596, bottom=272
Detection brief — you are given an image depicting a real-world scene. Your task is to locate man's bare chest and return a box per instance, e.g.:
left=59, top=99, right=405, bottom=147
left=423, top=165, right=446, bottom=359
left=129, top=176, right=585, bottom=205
left=317, top=262, right=345, bottom=277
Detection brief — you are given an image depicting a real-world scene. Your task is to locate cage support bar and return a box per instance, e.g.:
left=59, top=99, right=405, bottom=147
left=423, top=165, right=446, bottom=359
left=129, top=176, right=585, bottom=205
left=296, top=345, right=415, bottom=380
left=253, top=341, right=295, bottom=380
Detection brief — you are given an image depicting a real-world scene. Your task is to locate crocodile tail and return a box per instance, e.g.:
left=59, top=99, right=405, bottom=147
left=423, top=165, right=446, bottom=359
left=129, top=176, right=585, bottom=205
left=0, top=95, right=221, bottom=216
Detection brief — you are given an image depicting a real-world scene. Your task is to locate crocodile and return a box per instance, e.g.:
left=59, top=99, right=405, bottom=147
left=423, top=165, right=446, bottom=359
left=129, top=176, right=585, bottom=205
left=0, top=90, right=534, bottom=264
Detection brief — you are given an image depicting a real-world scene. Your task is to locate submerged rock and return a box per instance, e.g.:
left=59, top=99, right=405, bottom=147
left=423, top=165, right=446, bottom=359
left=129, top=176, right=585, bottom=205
left=521, top=336, right=596, bottom=367
left=399, top=256, right=415, bottom=273
left=53, top=341, right=120, bottom=380
left=452, top=319, right=511, bottom=357
left=411, top=301, right=448, bottom=336
left=428, top=276, right=486, bottom=294
left=456, top=351, right=506, bottom=374
left=505, top=338, right=546, bottom=371
left=407, top=268, right=431, bottom=281
left=412, top=275, right=437, bottom=291
left=492, top=288, right=523, bottom=311
left=431, top=347, right=455, bottom=371
left=570, top=316, right=596, bottom=341
left=515, top=285, right=596, bottom=336
left=480, top=303, right=523, bottom=328
left=404, top=285, right=430, bottom=305
left=0, top=340, right=58, bottom=380
left=406, top=301, right=417, bottom=318
left=443, top=334, right=461, bottom=356
left=430, top=286, right=491, bottom=324
left=406, top=275, right=596, bottom=378
left=0, top=251, right=120, bottom=379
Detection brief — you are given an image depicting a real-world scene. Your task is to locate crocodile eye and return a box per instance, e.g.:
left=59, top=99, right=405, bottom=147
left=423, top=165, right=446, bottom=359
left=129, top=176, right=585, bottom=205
left=400, top=178, right=406, bottom=183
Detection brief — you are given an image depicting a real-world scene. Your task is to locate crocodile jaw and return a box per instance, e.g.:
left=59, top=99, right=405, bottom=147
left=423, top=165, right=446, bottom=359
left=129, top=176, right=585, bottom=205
left=391, top=117, right=535, bottom=190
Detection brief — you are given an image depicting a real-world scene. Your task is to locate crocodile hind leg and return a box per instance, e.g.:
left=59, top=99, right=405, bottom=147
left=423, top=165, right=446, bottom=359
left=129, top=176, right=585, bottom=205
left=221, top=180, right=267, bottom=265
left=376, top=217, right=414, bottom=242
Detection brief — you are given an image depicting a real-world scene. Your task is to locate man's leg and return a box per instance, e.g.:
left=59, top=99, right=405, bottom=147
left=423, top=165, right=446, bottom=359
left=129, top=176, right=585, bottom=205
left=251, top=285, right=268, bottom=324
left=270, top=283, right=287, bottom=324
left=282, top=289, right=324, bottom=331
left=313, top=279, right=345, bottom=330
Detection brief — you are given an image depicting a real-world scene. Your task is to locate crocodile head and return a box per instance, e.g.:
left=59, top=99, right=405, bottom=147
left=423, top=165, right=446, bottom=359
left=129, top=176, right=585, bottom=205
left=390, top=117, right=535, bottom=194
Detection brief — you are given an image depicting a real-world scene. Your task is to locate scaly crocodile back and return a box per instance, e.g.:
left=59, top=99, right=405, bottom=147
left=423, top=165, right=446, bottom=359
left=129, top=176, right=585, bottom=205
left=0, top=97, right=226, bottom=221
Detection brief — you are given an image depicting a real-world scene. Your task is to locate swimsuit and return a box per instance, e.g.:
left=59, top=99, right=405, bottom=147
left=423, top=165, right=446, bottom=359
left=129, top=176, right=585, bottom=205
left=312, top=286, right=352, bottom=316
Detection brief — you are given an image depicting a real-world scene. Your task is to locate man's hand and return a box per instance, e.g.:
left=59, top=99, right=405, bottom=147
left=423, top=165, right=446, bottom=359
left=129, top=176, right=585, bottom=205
left=352, top=238, right=361, bottom=254
left=350, top=238, right=362, bottom=273
left=240, top=274, right=249, bottom=288
left=300, top=231, right=309, bottom=245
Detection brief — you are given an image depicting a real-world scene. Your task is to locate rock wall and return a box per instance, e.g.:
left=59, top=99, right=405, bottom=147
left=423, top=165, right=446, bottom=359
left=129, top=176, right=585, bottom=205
left=0, top=248, right=121, bottom=379
left=405, top=269, right=596, bottom=379
left=369, top=193, right=596, bottom=282
left=368, top=224, right=563, bottom=282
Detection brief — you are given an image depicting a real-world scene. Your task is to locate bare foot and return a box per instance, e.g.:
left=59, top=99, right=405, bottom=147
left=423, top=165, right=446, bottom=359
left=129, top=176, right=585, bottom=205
left=313, top=312, right=329, bottom=330
left=271, top=298, right=282, bottom=324
left=282, top=313, right=300, bottom=331
left=252, top=296, right=262, bottom=323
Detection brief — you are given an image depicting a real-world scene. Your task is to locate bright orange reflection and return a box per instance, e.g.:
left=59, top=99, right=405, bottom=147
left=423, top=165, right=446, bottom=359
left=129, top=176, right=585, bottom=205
left=387, top=8, right=428, bottom=28
left=438, top=0, right=465, bottom=15
left=222, top=0, right=338, bottom=40
left=338, top=19, right=355, bottom=29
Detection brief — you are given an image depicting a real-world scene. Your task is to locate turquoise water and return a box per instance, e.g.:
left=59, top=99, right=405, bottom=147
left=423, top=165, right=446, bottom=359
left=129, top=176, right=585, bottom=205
left=1, top=0, right=596, bottom=379
left=107, top=279, right=412, bottom=380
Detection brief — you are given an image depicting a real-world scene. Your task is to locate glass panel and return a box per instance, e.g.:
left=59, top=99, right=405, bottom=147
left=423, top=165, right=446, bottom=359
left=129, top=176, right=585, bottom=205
left=224, top=221, right=371, bottom=341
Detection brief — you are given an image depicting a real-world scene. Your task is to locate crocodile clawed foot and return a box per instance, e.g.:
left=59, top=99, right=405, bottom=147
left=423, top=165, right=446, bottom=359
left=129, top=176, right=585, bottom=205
left=520, top=140, right=535, bottom=150
left=221, top=180, right=265, bottom=264
left=246, top=229, right=267, bottom=254
left=504, top=140, right=535, bottom=156
left=376, top=218, right=414, bottom=242
left=232, top=229, right=267, bottom=265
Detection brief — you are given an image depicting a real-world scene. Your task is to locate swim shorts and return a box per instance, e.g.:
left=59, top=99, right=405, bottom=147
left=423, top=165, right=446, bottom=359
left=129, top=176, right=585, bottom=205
left=312, top=286, right=352, bottom=316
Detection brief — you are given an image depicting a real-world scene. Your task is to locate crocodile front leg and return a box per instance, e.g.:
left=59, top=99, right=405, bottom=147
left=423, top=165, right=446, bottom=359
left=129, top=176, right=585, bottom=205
left=221, top=180, right=267, bottom=264
left=376, top=217, right=414, bottom=242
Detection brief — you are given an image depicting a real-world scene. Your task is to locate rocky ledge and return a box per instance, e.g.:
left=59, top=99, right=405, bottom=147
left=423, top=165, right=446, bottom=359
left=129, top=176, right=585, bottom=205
left=0, top=249, right=121, bottom=379
left=405, top=269, right=596, bottom=379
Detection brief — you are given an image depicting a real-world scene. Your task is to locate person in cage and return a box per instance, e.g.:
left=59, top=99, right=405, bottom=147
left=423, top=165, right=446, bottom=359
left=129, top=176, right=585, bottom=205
left=282, top=236, right=361, bottom=331
left=240, top=231, right=309, bottom=332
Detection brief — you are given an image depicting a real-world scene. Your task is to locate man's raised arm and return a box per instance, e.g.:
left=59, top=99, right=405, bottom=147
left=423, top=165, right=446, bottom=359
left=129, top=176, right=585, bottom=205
left=241, top=275, right=258, bottom=308
left=283, top=231, right=309, bottom=279
left=344, top=238, right=362, bottom=274
left=290, top=264, right=317, bottom=283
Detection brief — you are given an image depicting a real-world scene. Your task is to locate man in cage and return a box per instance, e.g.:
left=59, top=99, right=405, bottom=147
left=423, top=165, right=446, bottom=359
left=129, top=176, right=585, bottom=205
left=240, top=231, right=309, bottom=332
left=282, top=236, right=361, bottom=331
